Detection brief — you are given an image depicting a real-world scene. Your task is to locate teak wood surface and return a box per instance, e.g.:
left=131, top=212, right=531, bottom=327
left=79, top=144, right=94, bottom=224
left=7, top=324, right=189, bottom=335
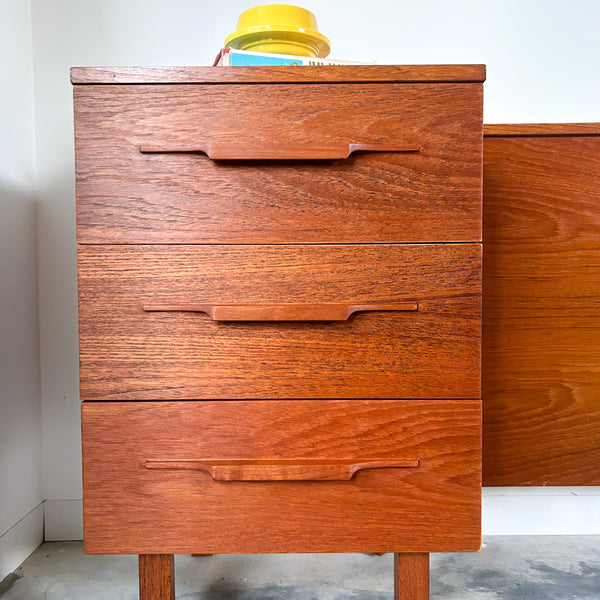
left=82, top=400, right=482, bottom=555
left=143, top=458, right=422, bottom=481
left=482, top=130, right=600, bottom=486
left=70, top=64, right=486, bottom=84
left=141, top=301, right=419, bottom=322
left=74, top=82, right=483, bottom=244
left=77, top=244, right=481, bottom=401
left=394, top=553, right=430, bottom=600
left=138, top=555, right=174, bottom=600
left=484, top=123, right=600, bottom=137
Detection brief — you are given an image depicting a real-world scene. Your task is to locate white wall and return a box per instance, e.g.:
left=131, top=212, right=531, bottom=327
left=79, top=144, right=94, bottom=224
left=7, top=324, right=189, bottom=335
left=23, top=0, right=600, bottom=543
left=0, top=0, right=43, bottom=580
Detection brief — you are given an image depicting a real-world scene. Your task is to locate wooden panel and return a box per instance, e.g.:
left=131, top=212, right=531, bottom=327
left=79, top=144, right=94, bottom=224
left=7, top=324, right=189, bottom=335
left=484, top=123, right=600, bottom=137
left=70, top=64, right=486, bottom=85
left=82, top=400, right=482, bottom=554
left=482, top=134, right=600, bottom=486
left=78, top=244, right=481, bottom=400
left=74, top=83, right=483, bottom=243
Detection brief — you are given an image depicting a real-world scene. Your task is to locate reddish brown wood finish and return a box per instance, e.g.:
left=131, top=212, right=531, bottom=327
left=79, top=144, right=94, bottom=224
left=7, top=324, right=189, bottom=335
left=139, top=140, right=421, bottom=160
left=82, top=400, right=482, bottom=555
left=74, top=83, right=483, bottom=244
left=484, top=123, right=600, bottom=137
left=394, top=553, right=430, bottom=600
left=138, top=554, right=174, bottom=600
left=77, top=244, right=481, bottom=400
left=70, top=64, right=486, bottom=85
left=483, top=132, right=600, bottom=486
left=141, top=301, right=419, bottom=322
left=143, top=458, right=421, bottom=481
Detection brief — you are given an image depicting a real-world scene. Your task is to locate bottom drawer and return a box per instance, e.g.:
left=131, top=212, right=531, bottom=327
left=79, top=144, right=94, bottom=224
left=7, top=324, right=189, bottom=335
left=82, top=400, right=481, bottom=554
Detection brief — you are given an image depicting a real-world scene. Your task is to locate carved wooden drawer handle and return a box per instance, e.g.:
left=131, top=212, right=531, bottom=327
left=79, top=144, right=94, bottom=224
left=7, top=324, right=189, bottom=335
left=142, top=302, right=419, bottom=321
left=139, top=141, right=420, bottom=160
left=144, top=459, right=421, bottom=481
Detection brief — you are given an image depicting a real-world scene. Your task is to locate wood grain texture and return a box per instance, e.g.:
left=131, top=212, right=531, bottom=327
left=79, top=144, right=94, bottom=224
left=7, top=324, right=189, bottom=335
left=139, top=140, right=421, bottom=160
left=77, top=244, right=481, bottom=400
left=82, top=400, right=482, bottom=554
left=143, top=458, right=421, bottom=481
left=394, top=553, right=430, bottom=600
left=74, top=83, right=483, bottom=244
left=482, top=134, right=600, bottom=486
left=141, top=302, right=419, bottom=321
left=70, top=65, right=486, bottom=85
left=484, top=123, right=600, bottom=137
left=139, top=554, right=174, bottom=600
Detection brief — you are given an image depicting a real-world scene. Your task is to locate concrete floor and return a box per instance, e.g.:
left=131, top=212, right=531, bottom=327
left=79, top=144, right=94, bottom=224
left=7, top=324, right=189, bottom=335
left=1, top=537, right=599, bottom=599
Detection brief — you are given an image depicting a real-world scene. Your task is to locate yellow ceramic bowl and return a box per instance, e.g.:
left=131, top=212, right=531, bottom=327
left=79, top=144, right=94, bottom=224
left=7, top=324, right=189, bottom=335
left=225, top=4, right=331, bottom=58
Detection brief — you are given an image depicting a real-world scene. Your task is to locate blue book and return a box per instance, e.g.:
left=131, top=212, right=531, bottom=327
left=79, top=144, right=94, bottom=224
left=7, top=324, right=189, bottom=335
left=214, top=48, right=365, bottom=67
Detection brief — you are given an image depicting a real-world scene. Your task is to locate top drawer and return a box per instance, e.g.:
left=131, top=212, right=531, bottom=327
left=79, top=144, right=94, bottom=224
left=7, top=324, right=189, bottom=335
left=74, top=81, right=483, bottom=244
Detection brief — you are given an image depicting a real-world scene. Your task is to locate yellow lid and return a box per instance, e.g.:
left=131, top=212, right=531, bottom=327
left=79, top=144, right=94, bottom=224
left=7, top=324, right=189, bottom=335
left=224, top=4, right=331, bottom=58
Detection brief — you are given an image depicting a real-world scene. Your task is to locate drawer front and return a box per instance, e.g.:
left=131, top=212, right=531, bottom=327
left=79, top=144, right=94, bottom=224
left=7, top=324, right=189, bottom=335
left=74, top=83, right=483, bottom=244
left=78, top=244, right=481, bottom=400
left=82, top=399, right=481, bottom=554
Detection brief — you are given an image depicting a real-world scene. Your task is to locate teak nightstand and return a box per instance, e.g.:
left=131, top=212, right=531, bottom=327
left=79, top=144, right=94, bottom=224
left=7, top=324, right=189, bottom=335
left=72, top=65, right=485, bottom=600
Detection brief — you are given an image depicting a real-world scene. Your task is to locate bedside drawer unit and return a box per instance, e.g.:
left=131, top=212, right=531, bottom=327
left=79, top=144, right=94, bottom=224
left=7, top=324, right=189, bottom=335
left=82, top=400, right=482, bottom=555
left=72, top=65, right=485, bottom=600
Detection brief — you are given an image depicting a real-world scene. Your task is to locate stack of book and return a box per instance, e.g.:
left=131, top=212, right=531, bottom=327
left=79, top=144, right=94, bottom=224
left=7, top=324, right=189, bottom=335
left=214, top=48, right=367, bottom=67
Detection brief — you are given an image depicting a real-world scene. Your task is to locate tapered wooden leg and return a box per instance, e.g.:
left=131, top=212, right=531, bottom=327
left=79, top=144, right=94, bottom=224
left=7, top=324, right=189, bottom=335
left=394, top=553, right=429, bottom=600
left=139, top=554, right=175, bottom=600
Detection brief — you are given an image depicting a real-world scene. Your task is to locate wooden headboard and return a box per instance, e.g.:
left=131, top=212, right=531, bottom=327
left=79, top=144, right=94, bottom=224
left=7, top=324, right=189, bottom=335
left=482, top=124, right=600, bottom=485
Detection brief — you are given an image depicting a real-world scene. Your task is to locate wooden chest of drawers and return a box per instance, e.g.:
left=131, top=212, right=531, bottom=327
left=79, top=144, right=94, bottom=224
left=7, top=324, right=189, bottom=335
left=72, top=65, right=485, bottom=599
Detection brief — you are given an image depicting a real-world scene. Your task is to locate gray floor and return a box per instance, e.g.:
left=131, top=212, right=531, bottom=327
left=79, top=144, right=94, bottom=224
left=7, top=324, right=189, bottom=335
left=1, top=537, right=599, bottom=599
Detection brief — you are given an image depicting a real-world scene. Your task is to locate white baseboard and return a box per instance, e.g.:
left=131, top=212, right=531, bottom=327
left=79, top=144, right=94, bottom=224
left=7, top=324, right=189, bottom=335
left=44, top=499, right=83, bottom=541
left=38, top=491, right=600, bottom=544
left=0, top=503, right=44, bottom=581
left=483, top=487, right=600, bottom=535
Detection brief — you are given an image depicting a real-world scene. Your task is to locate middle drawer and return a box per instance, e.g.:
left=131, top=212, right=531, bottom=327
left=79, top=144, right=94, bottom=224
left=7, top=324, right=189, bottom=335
left=78, top=244, right=481, bottom=400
